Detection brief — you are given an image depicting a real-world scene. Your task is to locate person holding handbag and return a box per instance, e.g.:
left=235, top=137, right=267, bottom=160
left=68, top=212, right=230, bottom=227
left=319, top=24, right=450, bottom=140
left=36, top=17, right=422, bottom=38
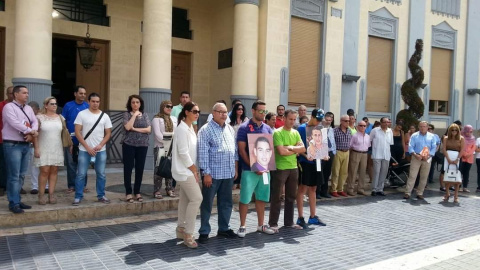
left=460, top=125, right=476, bottom=193
left=122, top=95, right=151, bottom=203
left=72, top=93, right=112, bottom=206
left=172, top=101, right=203, bottom=248
left=33, top=97, right=68, bottom=205
left=152, top=100, right=177, bottom=199
left=442, top=123, right=464, bottom=203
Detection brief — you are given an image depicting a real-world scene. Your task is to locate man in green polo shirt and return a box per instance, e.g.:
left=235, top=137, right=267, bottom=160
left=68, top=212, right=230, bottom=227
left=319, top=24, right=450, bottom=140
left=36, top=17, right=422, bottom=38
left=268, top=109, right=306, bottom=232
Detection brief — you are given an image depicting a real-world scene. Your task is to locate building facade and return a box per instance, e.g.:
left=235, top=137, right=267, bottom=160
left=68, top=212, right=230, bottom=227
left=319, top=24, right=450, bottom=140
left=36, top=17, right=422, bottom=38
left=0, top=0, right=479, bottom=140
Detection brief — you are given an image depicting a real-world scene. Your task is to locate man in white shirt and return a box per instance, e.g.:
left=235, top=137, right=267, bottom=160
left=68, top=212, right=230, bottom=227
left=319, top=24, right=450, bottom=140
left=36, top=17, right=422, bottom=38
left=72, top=93, right=112, bottom=206
left=370, top=117, right=393, bottom=196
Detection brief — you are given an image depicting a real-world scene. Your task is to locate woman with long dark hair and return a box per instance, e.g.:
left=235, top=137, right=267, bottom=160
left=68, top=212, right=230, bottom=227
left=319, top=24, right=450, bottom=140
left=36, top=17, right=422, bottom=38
left=326, top=112, right=335, bottom=128
left=172, top=101, right=203, bottom=248
left=122, top=95, right=151, bottom=203
left=229, top=103, right=249, bottom=134
left=152, top=100, right=178, bottom=199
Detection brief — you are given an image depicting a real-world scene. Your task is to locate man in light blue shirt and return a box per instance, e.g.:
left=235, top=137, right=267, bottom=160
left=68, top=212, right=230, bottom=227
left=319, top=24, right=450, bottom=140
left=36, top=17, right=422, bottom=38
left=197, top=102, right=238, bottom=243
left=404, top=121, right=437, bottom=200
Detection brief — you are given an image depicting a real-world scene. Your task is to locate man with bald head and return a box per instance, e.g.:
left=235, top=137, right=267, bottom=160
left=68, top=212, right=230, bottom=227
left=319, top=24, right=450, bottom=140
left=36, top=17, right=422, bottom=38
left=197, top=102, right=238, bottom=243
left=330, top=114, right=352, bottom=197
left=346, top=121, right=370, bottom=196
left=0, top=86, right=14, bottom=196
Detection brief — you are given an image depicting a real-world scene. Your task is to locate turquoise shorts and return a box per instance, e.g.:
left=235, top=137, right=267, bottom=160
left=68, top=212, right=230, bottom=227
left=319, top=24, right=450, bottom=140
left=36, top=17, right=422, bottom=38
left=239, top=170, right=270, bottom=204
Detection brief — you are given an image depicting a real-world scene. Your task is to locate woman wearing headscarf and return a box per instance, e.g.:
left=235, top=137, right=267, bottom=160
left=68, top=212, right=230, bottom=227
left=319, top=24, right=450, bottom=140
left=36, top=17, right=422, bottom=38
left=152, top=100, right=178, bottom=199
left=460, top=125, right=476, bottom=193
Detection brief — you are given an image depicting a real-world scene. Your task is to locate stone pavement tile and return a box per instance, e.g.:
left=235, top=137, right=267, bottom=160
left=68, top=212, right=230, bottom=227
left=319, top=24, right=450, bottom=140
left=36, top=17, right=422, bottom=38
left=0, top=228, right=24, bottom=237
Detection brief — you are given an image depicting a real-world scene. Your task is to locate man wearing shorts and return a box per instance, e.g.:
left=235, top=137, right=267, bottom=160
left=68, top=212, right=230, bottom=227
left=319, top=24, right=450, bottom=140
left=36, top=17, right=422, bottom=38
left=296, top=109, right=327, bottom=228
left=269, top=109, right=306, bottom=231
left=236, top=100, right=275, bottom=237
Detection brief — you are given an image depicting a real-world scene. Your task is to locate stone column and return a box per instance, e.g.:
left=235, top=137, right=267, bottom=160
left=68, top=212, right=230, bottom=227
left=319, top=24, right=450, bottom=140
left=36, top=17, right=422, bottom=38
left=140, top=0, right=173, bottom=170
left=12, top=0, right=53, bottom=105
left=231, top=0, right=260, bottom=116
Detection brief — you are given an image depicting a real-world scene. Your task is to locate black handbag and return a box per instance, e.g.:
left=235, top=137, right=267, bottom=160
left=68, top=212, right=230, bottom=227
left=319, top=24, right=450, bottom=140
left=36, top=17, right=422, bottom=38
left=156, top=139, right=173, bottom=179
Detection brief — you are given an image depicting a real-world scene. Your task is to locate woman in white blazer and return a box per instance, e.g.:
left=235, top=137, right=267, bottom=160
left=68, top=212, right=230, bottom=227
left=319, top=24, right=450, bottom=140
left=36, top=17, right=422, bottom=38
left=172, top=101, right=203, bottom=248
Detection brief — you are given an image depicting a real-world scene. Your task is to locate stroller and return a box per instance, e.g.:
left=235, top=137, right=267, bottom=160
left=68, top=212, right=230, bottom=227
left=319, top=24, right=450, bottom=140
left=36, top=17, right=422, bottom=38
left=385, top=156, right=410, bottom=188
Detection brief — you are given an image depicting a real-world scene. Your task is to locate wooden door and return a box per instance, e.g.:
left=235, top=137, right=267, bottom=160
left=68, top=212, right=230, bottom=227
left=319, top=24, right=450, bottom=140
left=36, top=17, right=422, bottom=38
left=171, top=51, right=191, bottom=102
left=76, top=41, right=108, bottom=110
left=0, top=28, right=5, bottom=99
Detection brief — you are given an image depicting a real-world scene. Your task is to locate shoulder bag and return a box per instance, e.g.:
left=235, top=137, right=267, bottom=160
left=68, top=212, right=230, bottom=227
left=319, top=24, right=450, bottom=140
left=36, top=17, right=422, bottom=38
left=72, top=112, right=104, bottom=163
left=156, top=138, right=173, bottom=179
left=60, top=116, right=73, bottom=147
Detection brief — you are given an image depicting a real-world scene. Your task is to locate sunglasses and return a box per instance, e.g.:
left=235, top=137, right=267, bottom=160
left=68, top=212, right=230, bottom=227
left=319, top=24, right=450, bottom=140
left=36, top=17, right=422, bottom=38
left=357, top=125, right=366, bottom=127
left=189, top=109, right=201, bottom=115
left=49, top=103, right=57, bottom=106
left=165, top=105, right=173, bottom=109
left=341, top=120, right=349, bottom=122
left=257, top=109, right=268, bottom=114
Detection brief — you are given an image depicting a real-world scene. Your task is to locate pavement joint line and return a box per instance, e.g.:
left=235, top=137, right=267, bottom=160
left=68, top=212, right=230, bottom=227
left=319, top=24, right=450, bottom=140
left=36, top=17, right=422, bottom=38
left=353, top=234, right=480, bottom=270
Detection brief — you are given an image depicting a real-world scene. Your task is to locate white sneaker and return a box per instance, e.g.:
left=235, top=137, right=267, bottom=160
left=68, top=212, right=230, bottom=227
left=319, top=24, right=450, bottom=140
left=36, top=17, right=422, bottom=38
left=237, top=226, right=246, bottom=238
left=257, top=225, right=275, bottom=235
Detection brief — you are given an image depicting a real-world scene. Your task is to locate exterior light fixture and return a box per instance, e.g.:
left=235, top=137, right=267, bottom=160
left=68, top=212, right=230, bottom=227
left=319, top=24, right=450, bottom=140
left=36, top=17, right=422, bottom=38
left=77, top=24, right=99, bottom=70
left=52, top=10, right=59, bottom=18
left=420, top=84, right=427, bottom=89
left=342, top=74, right=361, bottom=82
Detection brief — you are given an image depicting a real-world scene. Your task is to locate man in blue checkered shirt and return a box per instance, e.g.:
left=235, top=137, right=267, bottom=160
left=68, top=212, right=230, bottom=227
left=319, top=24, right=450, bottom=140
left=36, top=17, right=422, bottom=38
left=197, top=102, right=239, bottom=243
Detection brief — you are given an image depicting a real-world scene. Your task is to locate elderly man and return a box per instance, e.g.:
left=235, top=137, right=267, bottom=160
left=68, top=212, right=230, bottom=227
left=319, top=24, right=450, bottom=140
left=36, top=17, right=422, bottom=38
left=346, top=121, right=370, bottom=196
left=370, top=117, right=393, bottom=196
left=330, top=115, right=352, bottom=197
left=2, top=85, right=38, bottom=213
left=404, top=121, right=437, bottom=200
left=0, top=86, right=14, bottom=196
left=269, top=109, right=306, bottom=231
left=317, top=113, right=336, bottom=199
left=197, top=102, right=238, bottom=243
left=294, top=105, right=308, bottom=129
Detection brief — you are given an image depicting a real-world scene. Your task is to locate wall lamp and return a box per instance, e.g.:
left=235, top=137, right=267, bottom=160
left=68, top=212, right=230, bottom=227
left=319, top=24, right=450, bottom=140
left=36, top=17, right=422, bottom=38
left=420, top=84, right=427, bottom=89
left=342, top=74, right=361, bottom=82
left=467, top=89, right=480, bottom=95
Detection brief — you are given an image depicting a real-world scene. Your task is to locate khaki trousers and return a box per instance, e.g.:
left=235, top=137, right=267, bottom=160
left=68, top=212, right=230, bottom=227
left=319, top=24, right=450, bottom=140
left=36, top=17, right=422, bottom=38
left=330, top=151, right=350, bottom=192
left=346, top=151, right=368, bottom=194
left=405, top=157, right=431, bottom=196
left=176, top=176, right=203, bottom=234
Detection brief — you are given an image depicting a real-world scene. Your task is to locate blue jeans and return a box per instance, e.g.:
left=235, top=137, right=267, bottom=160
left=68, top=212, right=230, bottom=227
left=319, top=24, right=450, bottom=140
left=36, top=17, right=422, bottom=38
left=65, top=146, right=87, bottom=189
left=0, top=143, right=6, bottom=189
left=75, top=150, right=107, bottom=200
left=3, top=142, right=30, bottom=209
left=199, top=177, right=234, bottom=235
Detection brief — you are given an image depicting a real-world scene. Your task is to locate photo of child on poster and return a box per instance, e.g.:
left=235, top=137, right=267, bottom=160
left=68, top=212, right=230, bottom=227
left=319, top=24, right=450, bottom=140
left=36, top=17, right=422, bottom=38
left=247, top=133, right=276, bottom=172
left=306, top=125, right=328, bottom=160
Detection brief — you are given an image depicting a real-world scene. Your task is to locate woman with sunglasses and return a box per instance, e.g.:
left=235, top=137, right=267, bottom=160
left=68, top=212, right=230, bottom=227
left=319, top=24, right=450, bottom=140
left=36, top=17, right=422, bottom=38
left=229, top=103, right=249, bottom=190
left=172, top=101, right=203, bottom=248
left=33, top=97, right=65, bottom=205
left=152, top=100, right=178, bottom=199
left=460, top=125, right=476, bottom=193
left=442, top=123, right=464, bottom=203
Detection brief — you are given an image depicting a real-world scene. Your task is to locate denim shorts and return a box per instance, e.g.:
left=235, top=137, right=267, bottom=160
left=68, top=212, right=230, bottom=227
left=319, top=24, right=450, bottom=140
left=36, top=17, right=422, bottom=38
left=239, top=170, right=270, bottom=204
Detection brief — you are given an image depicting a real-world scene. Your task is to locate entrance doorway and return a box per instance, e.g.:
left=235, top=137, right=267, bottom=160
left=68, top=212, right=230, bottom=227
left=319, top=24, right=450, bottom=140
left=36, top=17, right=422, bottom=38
left=52, top=35, right=109, bottom=110
left=0, top=27, right=5, bottom=99
left=171, top=51, right=191, bottom=102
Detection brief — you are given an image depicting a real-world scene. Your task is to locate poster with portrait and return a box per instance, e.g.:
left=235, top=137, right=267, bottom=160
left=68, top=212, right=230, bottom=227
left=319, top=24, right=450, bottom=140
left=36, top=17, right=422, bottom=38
left=306, top=125, right=329, bottom=160
left=247, top=133, right=276, bottom=172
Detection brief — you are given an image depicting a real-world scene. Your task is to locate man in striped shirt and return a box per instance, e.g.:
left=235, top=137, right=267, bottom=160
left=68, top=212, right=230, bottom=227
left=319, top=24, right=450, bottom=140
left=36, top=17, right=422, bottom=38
left=197, top=103, right=238, bottom=243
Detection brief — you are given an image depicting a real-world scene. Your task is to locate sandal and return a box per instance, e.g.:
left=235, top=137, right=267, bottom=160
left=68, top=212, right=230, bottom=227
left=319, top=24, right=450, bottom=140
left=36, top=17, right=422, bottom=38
left=126, top=195, right=134, bottom=203
left=454, top=197, right=459, bottom=203
left=183, top=233, right=198, bottom=248
left=38, top=194, right=47, bottom=205
left=66, top=188, right=75, bottom=194
left=154, top=193, right=163, bottom=199
left=136, top=195, right=144, bottom=202
left=443, top=195, right=449, bottom=202
left=167, top=190, right=177, bottom=197
left=49, top=194, right=57, bottom=204
left=176, top=226, right=185, bottom=239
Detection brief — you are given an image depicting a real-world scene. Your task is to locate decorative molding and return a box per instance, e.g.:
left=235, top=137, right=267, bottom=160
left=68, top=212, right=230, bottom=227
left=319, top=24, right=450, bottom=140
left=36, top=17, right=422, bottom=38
left=323, top=73, right=330, bottom=112
left=432, top=22, right=456, bottom=50
left=452, top=88, right=459, bottom=121
left=374, top=0, right=402, bottom=5
left=431, top=0, right=461, bottom=19
left=234, top=0, right=260, bottom=6
left=279, top=67, right=289, bottom=106
left=423, top=86, right=430, bottom=122
left=358, top=79, right=366, bottom=118
left=369, top=8, right=398, bottom=40
left=291, top=0, right=325, bottom=22
left=331, top=7, right=342, bottom=18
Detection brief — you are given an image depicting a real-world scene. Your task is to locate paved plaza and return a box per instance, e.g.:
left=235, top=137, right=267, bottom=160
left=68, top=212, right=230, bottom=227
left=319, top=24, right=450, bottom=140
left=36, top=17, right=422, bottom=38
left=2, top=188, right=480, bottom=270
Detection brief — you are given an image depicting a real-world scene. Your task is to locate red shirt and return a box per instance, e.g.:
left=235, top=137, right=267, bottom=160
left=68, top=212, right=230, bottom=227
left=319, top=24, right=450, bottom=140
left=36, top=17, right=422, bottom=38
left=0, top=100, right=8, bottom=143
left=275, top=116, right=285, bottom=129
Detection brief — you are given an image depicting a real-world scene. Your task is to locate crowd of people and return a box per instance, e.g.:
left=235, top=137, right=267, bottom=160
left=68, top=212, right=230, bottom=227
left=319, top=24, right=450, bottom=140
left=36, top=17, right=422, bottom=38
left=1, top=86, right=480, bottom=249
